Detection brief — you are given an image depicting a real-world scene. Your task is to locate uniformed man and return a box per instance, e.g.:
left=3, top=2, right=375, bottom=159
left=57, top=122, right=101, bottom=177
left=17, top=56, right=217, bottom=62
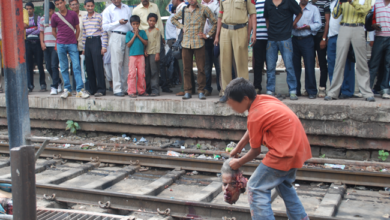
left=214, top=0, right=257, bottom=103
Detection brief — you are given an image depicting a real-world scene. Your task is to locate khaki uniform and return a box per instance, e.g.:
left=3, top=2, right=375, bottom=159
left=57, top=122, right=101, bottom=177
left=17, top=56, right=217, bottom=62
left=219, top=0, right=256, bottom=92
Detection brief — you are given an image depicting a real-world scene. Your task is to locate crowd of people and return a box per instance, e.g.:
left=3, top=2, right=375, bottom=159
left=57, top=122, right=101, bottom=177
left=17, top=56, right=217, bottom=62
left=0, top=0, right=388, bottom=102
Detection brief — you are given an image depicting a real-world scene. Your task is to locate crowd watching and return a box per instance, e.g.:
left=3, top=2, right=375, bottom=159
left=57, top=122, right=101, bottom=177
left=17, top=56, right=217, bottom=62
left=1, top=0, right=388, bottom=102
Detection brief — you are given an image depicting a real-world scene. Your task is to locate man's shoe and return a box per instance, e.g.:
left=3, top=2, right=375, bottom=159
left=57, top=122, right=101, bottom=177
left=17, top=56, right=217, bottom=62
left=162, top=88, right=173, bottom=93
left=176, top=91, right=185, bottom=96
left=57, top=83, right=63, bottom=93
left=199, top=93, right=206, bottom=100
left=182, top=93, right=192, bottom=99
left=290, top=94, right=298, bottom=100
left=339, top=94, right=350, bottom=99
left=255, top=88, right=261, bottom=95
left=353, top=92, right=363, bottom=98
left=76, top=89, right=90, bottom=99
left=40, top=85, right=47, bottom=92
left=218, top=96, right=228, bottom=103
left=318, top=87, right=326, bottom=98
left=95, top=92, right=104, bottom=97
left=302, top=91, right=308, bottom=96
left=266, top=91, right=274, bottom=96
left=114, top=92, right=125, bottom=97
left=308, top=94, right=316, bottom=99
left=324, top=96, right=336, bottom=101
left=107, top=87, right=113, bottom=92
left=219, top=90, right=223, bottom=97
left=28, top=87, right=34, bottom=93
left=50, top=87, right=58, bottom=95
left=382, top=93, right=390, bottom=99
left=366, top=96, right=376, bottom=102
left=61, top=89, right=71, bottom=99
left=204, top=90, right=211, bottom=96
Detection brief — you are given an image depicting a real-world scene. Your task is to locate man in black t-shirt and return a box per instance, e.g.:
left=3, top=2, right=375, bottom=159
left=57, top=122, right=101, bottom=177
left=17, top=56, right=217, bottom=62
left=264, top=0, right=302, bottom=100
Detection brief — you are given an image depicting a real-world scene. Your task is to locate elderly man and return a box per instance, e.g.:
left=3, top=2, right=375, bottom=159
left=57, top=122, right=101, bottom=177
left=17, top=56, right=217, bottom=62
left=226, top=78, right=311, bottom=219
left=103, top=0, right=133, bottom=97
left=292, top=0, right=322, bottom=99
left=172, top=0, right=217, bottom=100
left=324, top=0, right=375, bottom=102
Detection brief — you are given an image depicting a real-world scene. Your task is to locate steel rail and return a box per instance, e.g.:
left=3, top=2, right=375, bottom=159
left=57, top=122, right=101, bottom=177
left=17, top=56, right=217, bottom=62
left=0, top=178, right=346, bottom=220
left=0, top=146, right=389, bottom=187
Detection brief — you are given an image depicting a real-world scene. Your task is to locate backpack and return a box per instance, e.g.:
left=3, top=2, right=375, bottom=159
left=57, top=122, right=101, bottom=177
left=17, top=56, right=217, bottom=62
left=172, top=8, right=186, bottom=60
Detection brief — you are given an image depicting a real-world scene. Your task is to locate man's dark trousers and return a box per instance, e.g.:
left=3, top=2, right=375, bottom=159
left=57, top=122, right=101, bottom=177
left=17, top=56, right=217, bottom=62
left=44, top=47, right=62, bottom=89
left=253, top=40, right=267, bottom=91
left=204, top=39, right=221, bottom=93
left=85, top=37, right=106, bottom=95
left=292, top=36, right=317, bottom=96
left=26, top=39, right=46, bottom=89
left=314, top=32, right=328, bottom=88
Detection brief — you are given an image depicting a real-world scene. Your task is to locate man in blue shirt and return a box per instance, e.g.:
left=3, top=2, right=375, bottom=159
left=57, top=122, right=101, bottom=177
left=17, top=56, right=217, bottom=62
left=292, top=0, right=321, bottom=99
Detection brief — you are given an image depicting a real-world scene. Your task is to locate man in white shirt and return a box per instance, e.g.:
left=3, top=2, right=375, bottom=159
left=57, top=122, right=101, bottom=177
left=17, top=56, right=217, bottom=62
left=326, top=0, right=355, bottom=98
left=102, top=0, right=132, bottom=96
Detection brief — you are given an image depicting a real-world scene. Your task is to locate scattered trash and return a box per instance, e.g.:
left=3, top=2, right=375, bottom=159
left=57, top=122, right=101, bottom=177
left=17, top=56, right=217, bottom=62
left=214, top=155, right=221, bottom=160
left=0, top=184, right=12, bottom=192
left=217, top=173, right=221, bottom=177
left=125, top=137, right=131, bottom=141
left=170, top=140, right=185, bottom=148
left=226, top=147, right=234, bottom=153
left=226, top=142, right=237, bottom=149
left=192, top=171, right=198, bottom=175
left=381, top=169, right=388, bottom=172
left=355, top=186, right=366, bottom=190
left=197, top=154, right=207, bottom=159
left=181, top=146, right=186, bottom=149
left=241, top=148, right=246, bottom=152
left=80, top=143, right=94, bottom=149
left=295, top=184, right=300, bottom=187
left=167, top=151, right=180, bottom=157
left=139, top=137, right=147, bottom=142
left=63, top=144, right=71, bottom=148
left=122, top=134, right=127, bottom=138
left=170, top=197, right=174, bottom=199
left=149, top=150, right=153, bottom=153
left=383, top=214, right=390, bottom=219
left=324, top=164, right=345, bottom=170
left=385, top=187, right=390, bottom=192
left=170, top=189, right=173, bottom=191
left=110, top=138, right=119, bottom=142
left=133, top=138, right=137, bottom=142
left=334, top=187, right=339, bottom=189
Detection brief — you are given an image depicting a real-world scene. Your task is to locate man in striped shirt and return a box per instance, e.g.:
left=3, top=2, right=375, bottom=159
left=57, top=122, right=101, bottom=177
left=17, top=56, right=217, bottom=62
left=252, top=0, right=268, bottom=94
left=369, top=0, right=390, bottom=99
left=82, top=0, right=108, bottom=97
left=40, top=2, right=63, bottom=95
left=325, top=0, right=375, bottom=102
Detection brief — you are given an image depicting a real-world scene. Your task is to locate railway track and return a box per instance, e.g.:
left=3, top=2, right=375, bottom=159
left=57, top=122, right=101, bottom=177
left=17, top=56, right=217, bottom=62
left=0, top=141, right=389, bottom=219
left=0, top=156, right=388, bottom=220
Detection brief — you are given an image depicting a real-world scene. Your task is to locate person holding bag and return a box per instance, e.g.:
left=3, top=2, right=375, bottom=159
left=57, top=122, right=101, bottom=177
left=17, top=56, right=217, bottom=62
left=51, top=0, right=89, bottom=99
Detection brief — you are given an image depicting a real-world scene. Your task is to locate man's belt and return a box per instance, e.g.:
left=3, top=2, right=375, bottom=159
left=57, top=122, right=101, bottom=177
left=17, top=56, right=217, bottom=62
left=340, top=23, right=364, bottom=27
left=222, top=23, right=247, bottom=30
left=86, top=36, right=101, bottom=39
left=112, top=31, right=127, bottom=35
left=292, top=35, right=312, bottom=40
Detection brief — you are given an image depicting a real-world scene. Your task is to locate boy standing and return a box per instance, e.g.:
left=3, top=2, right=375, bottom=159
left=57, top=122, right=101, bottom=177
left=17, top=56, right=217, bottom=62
left=226, top=78, right=311, bottom=219
left=145, top=13, right=161, bottom=96
left=126, top=15, right=148, bottom=98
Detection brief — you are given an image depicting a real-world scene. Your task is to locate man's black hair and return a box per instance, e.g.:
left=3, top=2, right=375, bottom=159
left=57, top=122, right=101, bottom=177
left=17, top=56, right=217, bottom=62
left=69, top=0, right=79, bottom=3
left=54, top=0, right=65, bottom=3
left=43, top=2, right=56, bottom=10
left=225, top=77, right=257, bottom=102
left=147, top=13, right=158, bottom=22
left=171, top=6, right=177, bottom=13
left=130, top=15, right=141, bottom=24
left=84, top=0, right=95, bottom=5
left=25, top=2, right=34, bottom=9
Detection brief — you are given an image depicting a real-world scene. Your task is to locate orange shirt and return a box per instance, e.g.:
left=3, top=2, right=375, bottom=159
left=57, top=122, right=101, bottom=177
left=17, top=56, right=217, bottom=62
left=248, top=95, right=312, bottom=171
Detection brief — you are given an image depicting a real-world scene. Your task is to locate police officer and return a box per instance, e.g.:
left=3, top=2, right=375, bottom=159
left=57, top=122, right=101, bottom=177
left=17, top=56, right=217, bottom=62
left=214, top=0, right=257, bottom=103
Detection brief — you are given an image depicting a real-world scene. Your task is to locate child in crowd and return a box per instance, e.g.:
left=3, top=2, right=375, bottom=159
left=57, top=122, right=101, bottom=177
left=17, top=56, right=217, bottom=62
left=144, top=13, right=161, bottom=96
left=126, top=15, right=148, bottom=98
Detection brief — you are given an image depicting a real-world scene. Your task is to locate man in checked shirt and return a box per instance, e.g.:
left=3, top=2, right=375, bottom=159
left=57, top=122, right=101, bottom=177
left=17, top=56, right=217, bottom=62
left=171, top=0, right=217, bottom=100
left=82, top=0, right=108, bottom=97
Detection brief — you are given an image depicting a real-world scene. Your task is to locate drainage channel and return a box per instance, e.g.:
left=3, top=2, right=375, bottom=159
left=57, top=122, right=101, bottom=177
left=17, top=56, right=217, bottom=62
left=0, top=156, right=388, bottom=219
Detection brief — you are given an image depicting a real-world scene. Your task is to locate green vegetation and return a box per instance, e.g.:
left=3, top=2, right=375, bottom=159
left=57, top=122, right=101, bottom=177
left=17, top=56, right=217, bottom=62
left=378, top=150, right=389, bottom=162
left=66, top=120, right=80, bottom=134
left=320, top=154, right=326, bottom=158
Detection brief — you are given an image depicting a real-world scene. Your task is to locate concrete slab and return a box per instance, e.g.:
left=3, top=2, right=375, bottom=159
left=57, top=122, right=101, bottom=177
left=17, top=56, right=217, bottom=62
left=156, top=183, right=206, bottom=200
left=82, top=166, right=138, bottom=190
left=337, top=199, right=390, bottom=219
left=132, top=170, right=185, bottom=196
left=272, top=194, right=322, bottom=216
left=105, top=178, right=154, bottom=194
left=59, top=166, right=122, bottom=188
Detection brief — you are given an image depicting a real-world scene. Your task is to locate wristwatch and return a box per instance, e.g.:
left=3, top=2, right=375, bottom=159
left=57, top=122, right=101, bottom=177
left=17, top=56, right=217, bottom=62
left=206, top=34, right=210, bottom=39
left=322, top=38, right=326, bottom=41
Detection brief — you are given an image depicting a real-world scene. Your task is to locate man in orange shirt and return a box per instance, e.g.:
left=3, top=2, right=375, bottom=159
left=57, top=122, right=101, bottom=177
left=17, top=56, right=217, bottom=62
left=226, top=78, right=312, bottom=220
